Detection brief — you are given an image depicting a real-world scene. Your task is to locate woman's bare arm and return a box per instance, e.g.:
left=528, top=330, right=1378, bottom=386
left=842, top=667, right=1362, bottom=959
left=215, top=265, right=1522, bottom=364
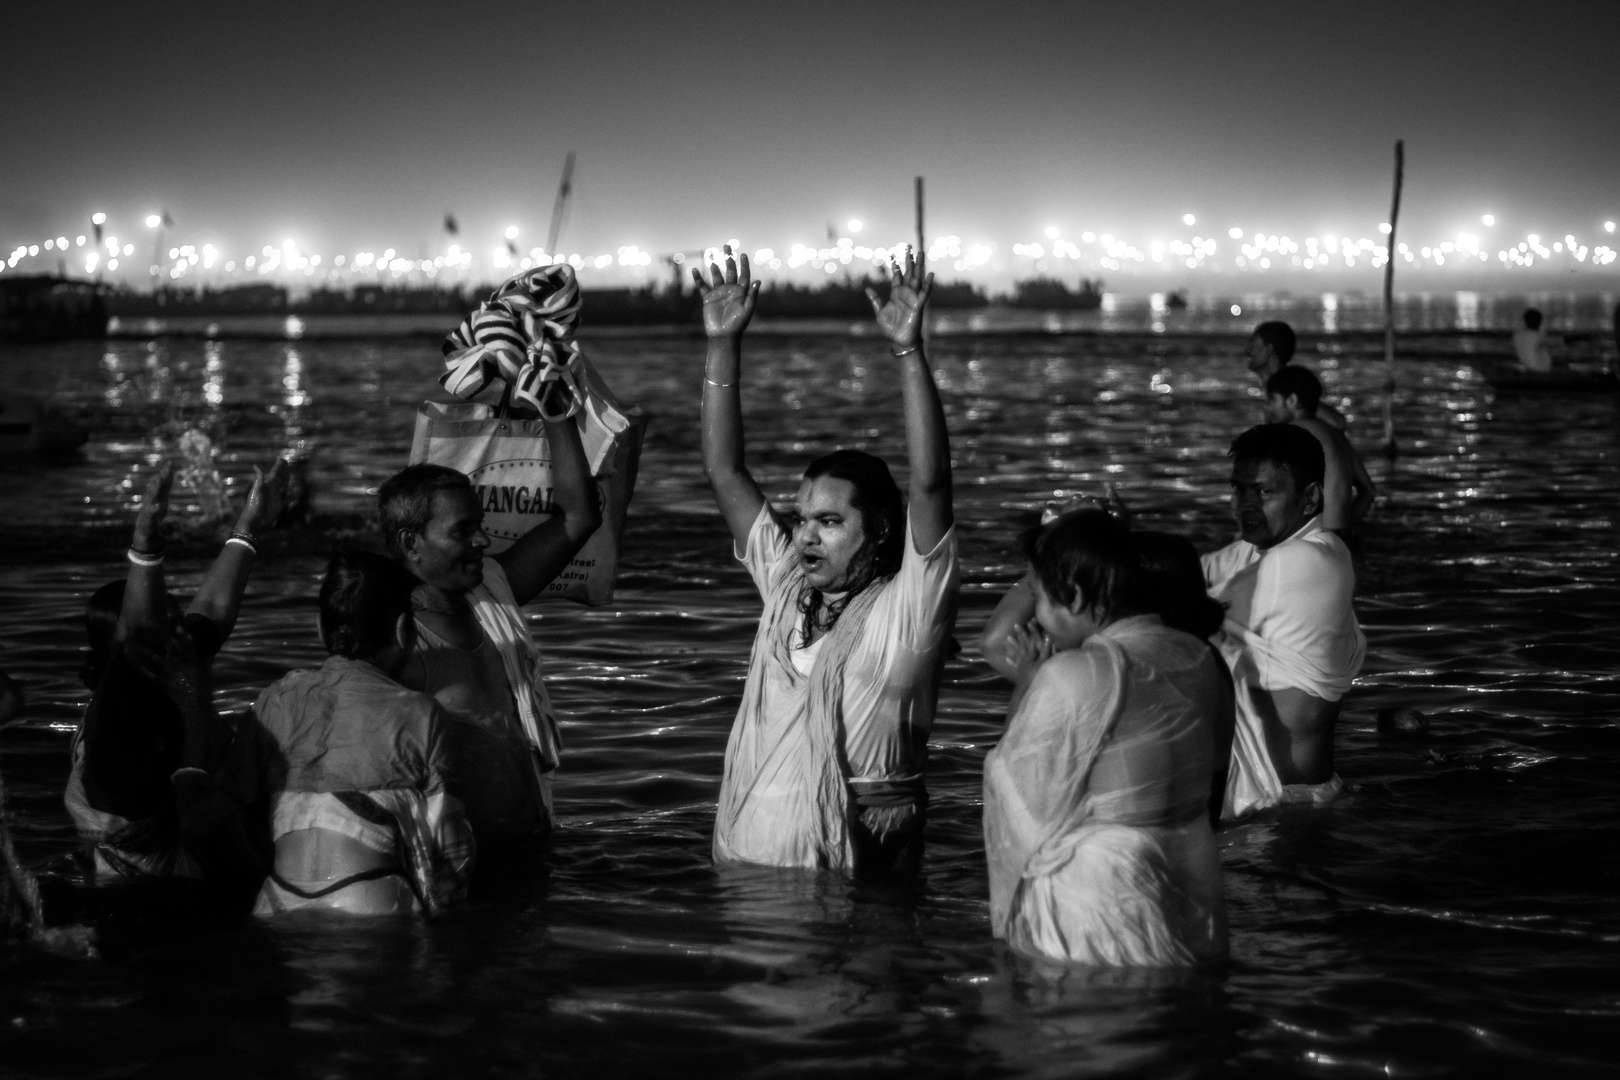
left=866, top=252, right=951, bottom=552
left=698, top=246, right=769, bottom=551
left=187, top=459, right=289, bottom=637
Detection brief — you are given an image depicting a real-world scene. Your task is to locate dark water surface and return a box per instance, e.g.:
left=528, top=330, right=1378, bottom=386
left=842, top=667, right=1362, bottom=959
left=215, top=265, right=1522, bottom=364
left=2, top=326, right=1618, bottom=1077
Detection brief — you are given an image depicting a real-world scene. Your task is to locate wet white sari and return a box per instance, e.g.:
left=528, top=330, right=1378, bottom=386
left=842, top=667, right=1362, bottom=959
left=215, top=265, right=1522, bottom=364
left=983, top=616, right=1227, bottom=966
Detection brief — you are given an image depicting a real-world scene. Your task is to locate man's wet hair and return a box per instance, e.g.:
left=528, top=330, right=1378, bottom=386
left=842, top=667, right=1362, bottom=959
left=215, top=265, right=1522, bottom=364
left=1252, top=321, right=1297, bottom=364
left=1134, top=531, right=1225, bottom=639
left=377, top=464, right=473, bottom=560
left=1021, top=509, right=1138, bottom=622
left=319, top=549, right=419, bottom=659
left=1229, top=423, right=1326, bottom=489
left=1265, top=365, right=1323, bottom=416
left=1522, top=307, right=1543, bottom=330
left=803, top=449, right=906, bottom=584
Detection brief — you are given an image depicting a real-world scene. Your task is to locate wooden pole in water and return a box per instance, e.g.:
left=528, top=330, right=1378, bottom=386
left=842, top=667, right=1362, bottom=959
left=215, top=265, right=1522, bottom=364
left=915, top=175, right=931, bottom=349
left=1381, top=140, right=1404, bottom=458
left=547, top=151, right=576, bottom=258
left=914, top=175, right=925, bottom=276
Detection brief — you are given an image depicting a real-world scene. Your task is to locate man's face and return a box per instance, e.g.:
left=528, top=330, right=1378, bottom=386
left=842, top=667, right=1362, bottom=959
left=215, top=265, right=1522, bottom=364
left=1229, top=457, right=1320, bottom=548
left=793, top=475, right=869, bottom=593
left=1263, top=392, right=1294, bottom=424
left=403, top=488, right=489, bottom=593
left=1246, top=335, right=1279, bottom=378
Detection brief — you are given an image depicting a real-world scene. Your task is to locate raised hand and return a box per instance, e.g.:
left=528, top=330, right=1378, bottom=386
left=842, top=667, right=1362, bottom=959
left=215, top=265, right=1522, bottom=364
left=865, top=249, right=934, bottom=349
left=1040, top=483, right=1131, bottom=527
left=1003, top=619, right=1053, bottom=682
left=236, top=458, right=291, bottom=536
left=692, top=245, right=761, bottom=339
left=131, top=463, right=175, bottom=553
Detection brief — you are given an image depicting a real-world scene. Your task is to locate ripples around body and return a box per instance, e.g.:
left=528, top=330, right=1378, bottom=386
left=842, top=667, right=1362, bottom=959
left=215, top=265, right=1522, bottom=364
left=1, top=330, right=1617, bottom=1077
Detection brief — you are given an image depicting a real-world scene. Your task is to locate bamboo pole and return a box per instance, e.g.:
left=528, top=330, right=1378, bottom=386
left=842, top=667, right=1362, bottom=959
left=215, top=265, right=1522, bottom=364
left=547, top=151, right=576, bottom=257
left=1381, top=140, right=1404, bottom=458
left=915, top=175, right=930, bottom=349
left=914, top=175, right=925, bottom=275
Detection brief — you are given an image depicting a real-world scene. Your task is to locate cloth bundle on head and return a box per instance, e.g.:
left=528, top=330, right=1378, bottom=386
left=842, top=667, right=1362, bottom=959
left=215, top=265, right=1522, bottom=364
left=441, top=265, right=586, bottom=421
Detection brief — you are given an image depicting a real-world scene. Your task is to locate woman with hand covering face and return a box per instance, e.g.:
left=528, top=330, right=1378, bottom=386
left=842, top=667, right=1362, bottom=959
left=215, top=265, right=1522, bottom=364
left=697, top=246, right=958, bottom=876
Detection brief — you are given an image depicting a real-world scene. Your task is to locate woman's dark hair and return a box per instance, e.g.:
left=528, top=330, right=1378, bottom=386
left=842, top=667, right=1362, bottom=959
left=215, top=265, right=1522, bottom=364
left=1134, top=531, right=1226, bottom=639
left=1021, top=509, right=1137, bottom=622
left=796, top=449, right=906, bottom=641
left=82, top=580, right=126, bottom=688
left=319, top=549, right=419, bottom=659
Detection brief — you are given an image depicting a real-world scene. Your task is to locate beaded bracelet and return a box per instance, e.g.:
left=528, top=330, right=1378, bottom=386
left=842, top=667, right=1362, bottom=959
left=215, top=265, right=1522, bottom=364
left=126, top=548, right=165, bottom=567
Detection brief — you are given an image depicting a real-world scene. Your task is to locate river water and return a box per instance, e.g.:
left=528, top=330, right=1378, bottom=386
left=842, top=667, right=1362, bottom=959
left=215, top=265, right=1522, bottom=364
left=2, top=299, right=1618, bottom=1077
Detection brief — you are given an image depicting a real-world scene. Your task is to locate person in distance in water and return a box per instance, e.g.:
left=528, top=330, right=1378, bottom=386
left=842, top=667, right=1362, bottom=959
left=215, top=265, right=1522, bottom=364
left=698, top=244, right=959, bottom=876
left=982, top=510, right=1228, bottom=965
left=1245, top=320, right=1348, bottom=430
left=1264, top=365, right=1376, bottom=541
left=1203, top=424, right=1364, bottom=819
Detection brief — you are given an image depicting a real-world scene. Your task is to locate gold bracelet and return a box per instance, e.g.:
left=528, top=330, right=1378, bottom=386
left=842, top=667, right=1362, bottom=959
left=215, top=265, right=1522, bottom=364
left=704, top=377, right=737, bottom=388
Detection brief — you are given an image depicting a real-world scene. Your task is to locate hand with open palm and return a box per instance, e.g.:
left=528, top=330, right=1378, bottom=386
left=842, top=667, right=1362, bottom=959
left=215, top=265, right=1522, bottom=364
left=132, top=463, right=175, bottom=553
left=865, top=249, right=934, bottom=349
left=693, top=245, right=761, bottom=339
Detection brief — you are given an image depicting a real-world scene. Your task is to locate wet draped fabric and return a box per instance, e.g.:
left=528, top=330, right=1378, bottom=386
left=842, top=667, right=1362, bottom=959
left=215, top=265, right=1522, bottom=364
left=248, top=655, right=473, bottom=914
left=468, top=558, right=563, bottom=773
left=713, top=505, right=958, bottom=870
left=983, top=616, right=1228, bottom=966
left=253, top=789, right=473, bottom=915
left=1202, top=516, right=1365, bottom=819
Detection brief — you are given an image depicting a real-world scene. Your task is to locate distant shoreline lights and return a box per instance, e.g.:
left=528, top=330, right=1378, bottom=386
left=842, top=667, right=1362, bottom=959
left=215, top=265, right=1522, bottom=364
left=4, top=211, right=1616, bottom=287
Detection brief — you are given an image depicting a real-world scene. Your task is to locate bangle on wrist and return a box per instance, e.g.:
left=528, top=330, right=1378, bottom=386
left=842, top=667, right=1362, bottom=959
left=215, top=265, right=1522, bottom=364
left=704, top=377, right=737, bottom=388
left=127, top=547, right=165, bottom=567
left=225, top=531, right=258, bottom=556
left=891, top=344, right=920, bottom=358
left=171, top=766, right=209, bottom=785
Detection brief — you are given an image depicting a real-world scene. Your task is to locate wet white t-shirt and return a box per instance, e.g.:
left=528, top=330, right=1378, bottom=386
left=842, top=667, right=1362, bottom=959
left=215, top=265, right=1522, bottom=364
left=741, top=505, right=959, bottom=784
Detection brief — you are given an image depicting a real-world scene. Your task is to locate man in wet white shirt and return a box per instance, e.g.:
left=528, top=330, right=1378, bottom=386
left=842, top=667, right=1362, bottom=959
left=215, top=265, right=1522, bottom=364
left=696, top=246, right=958, bottom=875
left=1202, top=424, right=1365, bottom=818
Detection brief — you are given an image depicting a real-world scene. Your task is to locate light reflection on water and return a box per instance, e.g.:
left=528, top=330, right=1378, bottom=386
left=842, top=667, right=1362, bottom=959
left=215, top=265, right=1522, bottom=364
left=0, top=326, right=1617, bottom=1077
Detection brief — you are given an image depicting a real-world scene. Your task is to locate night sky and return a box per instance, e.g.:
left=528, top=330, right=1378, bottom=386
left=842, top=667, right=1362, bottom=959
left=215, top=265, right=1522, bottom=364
left=6, top=0, right=1618, bottom=275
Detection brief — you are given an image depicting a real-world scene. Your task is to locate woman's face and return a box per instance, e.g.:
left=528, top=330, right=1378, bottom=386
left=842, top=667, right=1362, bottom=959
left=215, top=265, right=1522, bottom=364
left=793, top=475, right=869, bottom=593
left=1032, top=575, right=1104, bottom=651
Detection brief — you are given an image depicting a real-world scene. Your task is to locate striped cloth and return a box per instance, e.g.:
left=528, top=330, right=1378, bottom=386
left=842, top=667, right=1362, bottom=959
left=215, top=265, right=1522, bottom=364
left=441, top=265, right=586, bottom=421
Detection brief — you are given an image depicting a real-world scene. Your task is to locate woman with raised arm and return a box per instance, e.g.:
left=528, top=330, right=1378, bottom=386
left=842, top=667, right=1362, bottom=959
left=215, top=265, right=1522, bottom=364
left=698, top=245, right=959, bottom=876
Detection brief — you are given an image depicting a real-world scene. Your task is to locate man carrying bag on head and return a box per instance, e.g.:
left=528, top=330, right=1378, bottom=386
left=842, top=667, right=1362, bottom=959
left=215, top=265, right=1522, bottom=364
left=382, top=265, right=641, bottom=853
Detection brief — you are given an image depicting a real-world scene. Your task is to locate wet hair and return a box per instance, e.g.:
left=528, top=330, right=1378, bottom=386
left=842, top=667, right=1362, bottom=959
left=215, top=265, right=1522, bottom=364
left=1229, top=423, right=1325, bottom=489
left=318, top=549, right=419, bottom=659
left=1021, top=509, right=1137, bottom=623
left=82, top=580, right=126, bottom=688
left=796, top=449, right=906, bottom=642
left=1252, top=320, right=1297, bottom=364
left=1133, top=531, right=1225, bottom=639
left=1265, top=365, right=1323, bottom=416
left=1522, top=307, right=1543, bottom=330
left=81, top=579, right=183, bottom=688
left=377, top=464, right=473, bottom=560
